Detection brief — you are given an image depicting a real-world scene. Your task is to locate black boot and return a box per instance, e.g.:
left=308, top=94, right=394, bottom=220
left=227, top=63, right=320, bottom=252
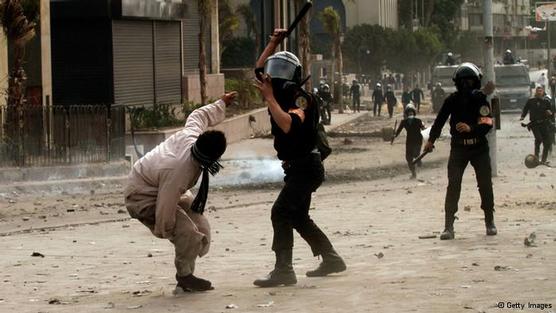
left=440, top=214, right=455, bottom=240
left=306, top=249, right=346, bottom=277
left=485, top=210, right=497, bottom=236
left=253, top=250, right=297, bottom=287
left=175, top=274, right=213, bottom=292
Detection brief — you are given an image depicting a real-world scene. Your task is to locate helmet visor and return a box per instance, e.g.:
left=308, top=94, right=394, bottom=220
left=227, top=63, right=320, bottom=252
left=264, top=58, right=297, bottom=81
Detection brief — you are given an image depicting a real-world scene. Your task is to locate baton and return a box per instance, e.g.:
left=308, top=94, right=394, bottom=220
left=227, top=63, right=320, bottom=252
left=412, top=150, right=430, bottom=165
left=390, top=119, right=398, bottom=145
left=286, top=1, right=313, bottom=37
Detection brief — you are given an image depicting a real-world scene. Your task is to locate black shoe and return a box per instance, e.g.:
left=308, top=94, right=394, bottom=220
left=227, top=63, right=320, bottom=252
left=254, top=250, right=297, bottom=287
left=306, top=251, right=346, bottom=277
left=175, top=274, right=213, bottom=292
left=485, top=211, right=497, bottom=236
left=440, top=228, right=455, bottom=240
left=440, top=214, right=456, bottom=240
left=253, top=269, right=297, bottom=287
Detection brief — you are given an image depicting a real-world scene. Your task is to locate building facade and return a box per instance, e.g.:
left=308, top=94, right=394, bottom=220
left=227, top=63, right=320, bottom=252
left=458, top=0, right=530, bottom=55
left=344, top=0, right=399, bottom=30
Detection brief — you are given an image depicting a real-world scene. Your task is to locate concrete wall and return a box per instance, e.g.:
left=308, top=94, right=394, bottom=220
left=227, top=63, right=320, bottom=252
left=126, top=107, right=272, bottom=160
left=183, top=73, right=225, bottom=104
left=0, top=30, right=7, bottom=106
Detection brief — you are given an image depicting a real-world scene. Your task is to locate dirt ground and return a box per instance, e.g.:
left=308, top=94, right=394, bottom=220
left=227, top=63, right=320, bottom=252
left=0, top=110, right=555, bottom=313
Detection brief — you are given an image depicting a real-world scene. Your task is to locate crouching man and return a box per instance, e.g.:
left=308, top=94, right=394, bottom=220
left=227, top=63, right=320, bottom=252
left=124, top=92, right=237, bottom=292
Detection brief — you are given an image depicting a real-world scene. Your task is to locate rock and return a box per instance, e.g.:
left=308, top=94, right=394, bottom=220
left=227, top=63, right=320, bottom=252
left=66, top=209, right=75, bottom=213
left=472, top=262, right=479, bottom=266
left=147, top=253, right=152, bottom=258
left=122, top=224, right=130, bottom=228
left=225, top=304, right=238, bottom=309
left=22, top=217, right=30, bottom=221
left=117, top=209, right=126, bottom=214
left=31, top=252, right=45, bottom=258
left=418, top=235, right=437, bottom=239
left=127, top=305, right=142, bottom=309
left=540, top=173, right=546, bottom=177
left=375, top=252, right=384, bottom=259
left=48, top=298, right=61, bottom=305
left=257, top=301, right=274, bottom=308
left=464, top=206, right=471, bottom=212
left=494, top=265, right=509, bottom=271
left=524, top=232, right=537, bottom=247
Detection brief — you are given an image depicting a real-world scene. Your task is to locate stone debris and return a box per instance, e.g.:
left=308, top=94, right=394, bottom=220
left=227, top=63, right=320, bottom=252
left=524, top=232, right=537, bottom=247
left=257, top=301, right=274, bottom=308
left=418, top=235, right=437, bottom=239
left=225, top=304, right=238, bottom=309
left=375, top=252, right=384, bottom=259
left=31, top=252, right=45, bottom=258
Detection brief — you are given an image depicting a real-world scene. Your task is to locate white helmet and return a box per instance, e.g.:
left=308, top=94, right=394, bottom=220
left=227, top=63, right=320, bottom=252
left=405, top=103, right=416, bottom=113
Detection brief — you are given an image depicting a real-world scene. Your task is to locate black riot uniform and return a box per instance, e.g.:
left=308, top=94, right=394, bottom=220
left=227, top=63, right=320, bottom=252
left=253, top=51, right=346, bottom=288
left=318, top=84, right=333, bottom=125
left=521, top=93, right=554, bottom=163
left=426, top=62, right=497, bottom=240
left=350, top=80, right=361, bottom=112
left=394, top=104, right=425, bottom=179
left=385, top=85, right=397, bottom=118
left=372, top=83, right=384, bottom=116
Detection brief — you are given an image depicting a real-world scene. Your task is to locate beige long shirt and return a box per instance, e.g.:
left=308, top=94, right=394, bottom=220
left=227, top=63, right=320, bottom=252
left=125, top=100, right=226, bottom=238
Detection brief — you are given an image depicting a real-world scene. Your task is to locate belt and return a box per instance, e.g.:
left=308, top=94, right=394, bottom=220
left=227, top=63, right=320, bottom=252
left=453, top=137, right=486, bottom=146
left=282, top=149, right=320, bottom=169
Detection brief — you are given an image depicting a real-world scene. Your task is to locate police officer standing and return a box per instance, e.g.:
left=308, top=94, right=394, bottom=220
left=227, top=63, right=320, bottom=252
left=252, top=29, right=346, bottom=287
left=318, top=83, right=333, bottom=125
left=372, top=83, right=384, bottom=116
left=385, top=84, right=397, bottom=118
left=401, top=86, right=412, bottom=109
left=423, top=63, right=497, bottom=240
left=520, top=86, right=554, bottom=165
left=350, top=80, right=362, bottom=113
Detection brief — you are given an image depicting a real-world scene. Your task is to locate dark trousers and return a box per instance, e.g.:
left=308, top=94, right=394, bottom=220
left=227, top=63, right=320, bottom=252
left=320, top=104, right=331, bottom=124
left=414, top=100, right=421, bottom=112
left=387, top=102, right=396, bottom=118
left=352, top=96, right=361, bottom=112
left=406, top=142, right=422, bottom=174
left=373, top=101, right=382, bottom=116
left=445, top=142, right=494, bottom=217
left=532, top=123, right=553, bottom=162
left=271, top=153, right=333, bottom=256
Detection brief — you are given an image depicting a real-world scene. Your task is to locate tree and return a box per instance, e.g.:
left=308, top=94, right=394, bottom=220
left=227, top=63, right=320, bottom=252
left=218, top=0, right=239, bottom=60
left=198, top=0, right=212, bottom=105
left=318, top=6, right=344, bottom=112
left=296, top=0, right=312, bottom=90
left=236, top=3, right=260, bottom=64
left=1, top=0, right=37, bottom=165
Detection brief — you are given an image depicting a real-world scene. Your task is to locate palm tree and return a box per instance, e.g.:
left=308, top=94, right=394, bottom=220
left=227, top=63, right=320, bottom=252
left=318, top=6, right=344, bottom=113
left=296, top=0, right=311, bottom=90
left=236, top=3, right=260, bottom=64
left=0, top=0, right=36, bottom=164
left=198, top=0, right=212, bottom=105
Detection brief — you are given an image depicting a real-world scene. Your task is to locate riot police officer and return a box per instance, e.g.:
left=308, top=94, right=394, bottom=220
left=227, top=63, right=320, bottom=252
left=393, top=103, right=426, bottom=179
left=252, top=29, right=346, bottom=287
left=318, top=83, right=333, bottom=124
left=372, top=83, right=384, bottom=116
left=385, top=84, right=397, bottom=118
left=423, top=63, right=497, bottom=240
left=432, top=82, right=446, bottom=112
left=520, top=86, right=554, bottom=164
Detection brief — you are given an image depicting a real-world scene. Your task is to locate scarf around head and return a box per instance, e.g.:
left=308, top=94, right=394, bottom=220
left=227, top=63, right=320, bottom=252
left=190, top=143, right=223, bottom=214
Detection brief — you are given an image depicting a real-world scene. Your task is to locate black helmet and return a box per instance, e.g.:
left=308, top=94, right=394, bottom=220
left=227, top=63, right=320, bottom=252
left=453, top=62, right=482, bottom=90
left=264, top=51, right=302, bottom=84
